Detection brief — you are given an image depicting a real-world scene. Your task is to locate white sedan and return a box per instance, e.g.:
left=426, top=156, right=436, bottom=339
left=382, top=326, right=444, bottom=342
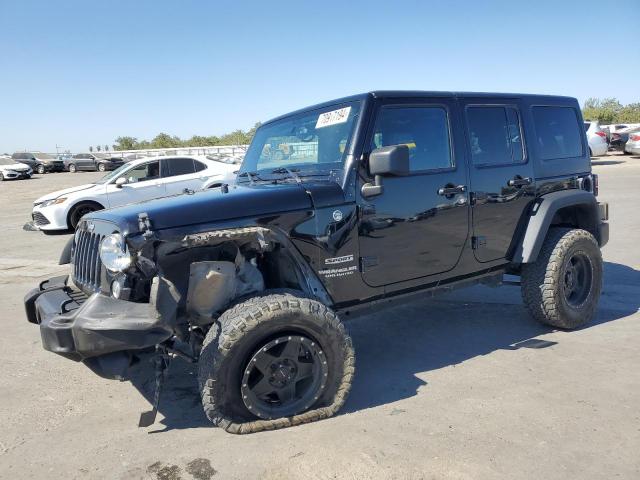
left=0, top=158, right=32, bottom=181
left=32, top=155, right=238, bottom=231
left=584, top=121, right=609, bottom=157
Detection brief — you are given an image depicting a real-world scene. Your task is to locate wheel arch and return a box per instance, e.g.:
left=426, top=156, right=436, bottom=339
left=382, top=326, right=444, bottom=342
left=511, top=189, right=600, bottom=264
left=66, top=199, right=105, bottom=229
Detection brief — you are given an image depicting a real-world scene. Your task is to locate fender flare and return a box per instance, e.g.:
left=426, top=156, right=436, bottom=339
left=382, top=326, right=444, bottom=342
left=511, top=189, right=599, bottom=264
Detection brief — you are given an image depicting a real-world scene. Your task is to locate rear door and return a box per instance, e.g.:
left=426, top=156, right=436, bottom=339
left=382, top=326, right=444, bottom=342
left=161, top=157, right=208, bottom=195
left=461, top=99, right=536, bottom=262
left=357, top=98, right=470, bottom=287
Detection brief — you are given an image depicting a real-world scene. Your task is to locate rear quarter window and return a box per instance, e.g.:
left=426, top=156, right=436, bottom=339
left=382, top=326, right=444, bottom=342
left=532, top=106, right=583, bottom=160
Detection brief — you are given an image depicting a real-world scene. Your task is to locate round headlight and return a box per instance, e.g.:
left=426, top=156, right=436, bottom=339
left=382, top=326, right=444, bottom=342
left=99, top=233, right=132, bottom=272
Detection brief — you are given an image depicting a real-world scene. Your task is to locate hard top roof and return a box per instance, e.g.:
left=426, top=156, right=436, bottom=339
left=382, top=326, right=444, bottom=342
left=263, top=90, right=577, bottom=125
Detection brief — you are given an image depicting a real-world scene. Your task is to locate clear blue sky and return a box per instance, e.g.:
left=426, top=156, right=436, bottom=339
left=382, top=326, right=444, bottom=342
left=1, top=0, right=638, bottom=153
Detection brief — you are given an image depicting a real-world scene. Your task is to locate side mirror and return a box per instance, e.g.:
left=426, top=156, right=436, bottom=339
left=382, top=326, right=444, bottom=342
left=362, top=145, right=410, bottom=197
left=115, top=177, right=127, bottom=188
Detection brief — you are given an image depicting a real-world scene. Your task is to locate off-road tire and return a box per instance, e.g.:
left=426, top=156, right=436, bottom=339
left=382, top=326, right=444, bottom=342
left=198, top=290, right=355, bottom=434
left=521, top=228, right=602, bottom=329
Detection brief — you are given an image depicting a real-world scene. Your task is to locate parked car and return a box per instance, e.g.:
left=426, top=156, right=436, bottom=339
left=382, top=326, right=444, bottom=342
left=25, top=91, right=608, bottom=433
left=11, top=152, right=64, bottom=173
left=0, top=158, right=32, bottom=180
left=625, top=132, right=640, bottom=155
left=584, top=121, right=609, bottom=157
left=65, top=153, right=124, bottom=172
left=31, top=155, right=238, bottom=230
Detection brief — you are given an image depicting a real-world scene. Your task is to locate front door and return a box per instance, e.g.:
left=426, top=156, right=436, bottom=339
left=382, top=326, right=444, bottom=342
left=106, top=160, right=166, bottom=207
left=358, top=99, right=469, bottom=287
left=461, top=100, right=536, bottom=262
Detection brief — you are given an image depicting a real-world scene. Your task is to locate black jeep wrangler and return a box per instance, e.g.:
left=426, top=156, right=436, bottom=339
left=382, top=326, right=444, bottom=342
left=25, top=91, right=609, bottom=434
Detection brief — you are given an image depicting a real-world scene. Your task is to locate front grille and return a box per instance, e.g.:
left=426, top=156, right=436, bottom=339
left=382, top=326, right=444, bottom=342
left=72, top=229, right=105, bottom=292
left=32, top=212, right=50, bottom=226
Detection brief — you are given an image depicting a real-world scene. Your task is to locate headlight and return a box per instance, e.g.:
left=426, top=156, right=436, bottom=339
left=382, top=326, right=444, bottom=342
left=99, top=233, right=132, bottom=272
left=39, top=197, right=67, bottom=208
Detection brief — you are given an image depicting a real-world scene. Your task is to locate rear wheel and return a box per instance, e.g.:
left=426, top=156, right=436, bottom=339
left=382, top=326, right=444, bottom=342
left=68, top=163, right=77, bottom=173
left=198, top=290, right=355, bottom=434
left=68, top=202, right=102, bottom=229
left=36, top=164, right=46, bottom=174
left=521, top=228, right=602, bottom=329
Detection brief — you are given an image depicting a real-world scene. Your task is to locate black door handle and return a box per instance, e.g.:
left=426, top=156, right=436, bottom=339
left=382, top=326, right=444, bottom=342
left=438, top=184, right=466, bottom=196
left=508, top=176, right=532, bottom=187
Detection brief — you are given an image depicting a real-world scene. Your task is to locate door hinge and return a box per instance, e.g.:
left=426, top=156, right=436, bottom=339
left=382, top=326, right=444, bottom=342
left=471, top=236, right=486, bottom=249
left=360, top=256, right=378, bottom=272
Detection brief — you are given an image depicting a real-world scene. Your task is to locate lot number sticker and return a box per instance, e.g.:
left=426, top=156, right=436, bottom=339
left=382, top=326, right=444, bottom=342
left=316, top=106, right=351, bottom=129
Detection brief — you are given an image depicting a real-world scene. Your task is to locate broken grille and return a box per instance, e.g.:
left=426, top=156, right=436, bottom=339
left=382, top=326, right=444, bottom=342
left=72, top=230, right=104, bottom=293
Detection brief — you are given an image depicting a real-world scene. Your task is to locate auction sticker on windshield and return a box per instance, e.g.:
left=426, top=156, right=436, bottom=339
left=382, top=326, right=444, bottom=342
left=316, top=106, right=351, bottom=129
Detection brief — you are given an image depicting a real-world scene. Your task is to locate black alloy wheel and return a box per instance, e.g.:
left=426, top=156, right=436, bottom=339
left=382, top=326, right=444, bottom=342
left=241, top=334, right=328, bottom=420
left=562, top=253, right=593, bottom=308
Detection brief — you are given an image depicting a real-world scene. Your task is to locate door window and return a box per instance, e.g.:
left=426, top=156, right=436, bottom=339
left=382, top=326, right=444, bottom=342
left=466, top=106, right=524, bottom=167
left=120, top=161, right=160, bottom=183
left=371, top=106, right=453, bottom=172
left=532, top=106, right=583, bottom=159
left=165, top=157, right=196, bottom=177
left=193, top=160, right=206, bottom=172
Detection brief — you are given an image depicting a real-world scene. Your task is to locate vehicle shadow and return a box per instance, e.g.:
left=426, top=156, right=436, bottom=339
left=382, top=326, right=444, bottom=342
left=591, top=160, right=625, bottom=166
left=127, top=261, right=639, bottom=432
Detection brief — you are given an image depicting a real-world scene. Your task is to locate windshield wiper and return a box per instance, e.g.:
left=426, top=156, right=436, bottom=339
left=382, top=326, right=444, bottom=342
left=237, top=171, right=261, bottom=185
left=271, top=167, right=302, bottom=185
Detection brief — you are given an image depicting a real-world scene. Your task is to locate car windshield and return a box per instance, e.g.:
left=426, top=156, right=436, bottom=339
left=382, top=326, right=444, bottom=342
left=94, top=162, right=131, bottom=184
left=239, top=101, right=361, bottom=176
left=34, top=153, right=54, bottom=159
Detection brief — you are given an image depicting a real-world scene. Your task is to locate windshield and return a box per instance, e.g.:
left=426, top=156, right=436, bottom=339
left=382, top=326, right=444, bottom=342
left=94, top=162, right=131, bottom=184
left=240, top=101, right=360, bottom=175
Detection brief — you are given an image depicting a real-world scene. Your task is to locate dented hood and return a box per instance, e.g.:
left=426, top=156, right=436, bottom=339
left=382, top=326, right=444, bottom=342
left=87, top=181, right=344, bottom=233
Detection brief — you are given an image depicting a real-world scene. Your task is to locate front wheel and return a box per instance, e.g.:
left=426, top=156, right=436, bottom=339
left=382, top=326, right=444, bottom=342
left=521, top=228, right=602, bottom=329
left=68, top=202, right=102, bottom=229
left=97, top=163, right=107, bottom=172
left=198, top=290, right=355, bottom=434
left=36, top=164, right=46, bottom=174
left=68, top=163, right=77, bottom=173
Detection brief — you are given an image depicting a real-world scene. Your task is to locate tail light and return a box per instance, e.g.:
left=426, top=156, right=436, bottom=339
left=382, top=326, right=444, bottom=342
left=595, top=131, right=606, bottom=138
left=578, top=174, right=598, bottom=196
left=630, top=134, right=640, bottom=142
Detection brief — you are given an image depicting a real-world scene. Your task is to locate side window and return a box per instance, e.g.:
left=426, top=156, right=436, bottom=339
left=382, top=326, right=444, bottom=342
left=165, top=157, right=196, bottom=177
left=193, top=160, right=206, bottom=173
left=466, top=106, right=524, bottom=166
left=532, top=106, right=583, bottom=159
left=371, top=106, right=453, bottom=172
left=120, top=161, right=160, bottom=183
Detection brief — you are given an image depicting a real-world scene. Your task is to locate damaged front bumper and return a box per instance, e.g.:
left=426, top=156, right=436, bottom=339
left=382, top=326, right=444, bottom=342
left=24, top=275, right=175, bottom=378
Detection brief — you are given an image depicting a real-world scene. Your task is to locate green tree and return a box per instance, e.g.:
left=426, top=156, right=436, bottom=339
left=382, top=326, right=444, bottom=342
left=619, top=103, right=640, bottom=123
left=96, top=145, right=101, bottom=152
left=113, top=136, right=139, bottom=151
left=89, top=146, right=93, bottom=152
left=583, top=97, right=623, bottom=124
